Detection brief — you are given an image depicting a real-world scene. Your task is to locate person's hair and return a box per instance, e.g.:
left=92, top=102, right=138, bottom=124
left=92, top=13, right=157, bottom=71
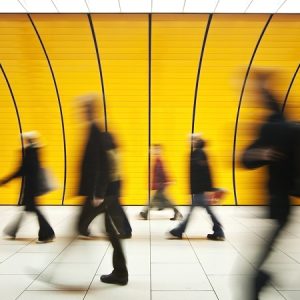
left=195, top=139, right=205, bottom=149
left=153, top=144, right=162, bottom=149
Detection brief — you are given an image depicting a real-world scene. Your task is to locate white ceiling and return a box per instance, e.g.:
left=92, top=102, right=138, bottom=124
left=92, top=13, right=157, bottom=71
left=0, top=0, right=298, bottom=13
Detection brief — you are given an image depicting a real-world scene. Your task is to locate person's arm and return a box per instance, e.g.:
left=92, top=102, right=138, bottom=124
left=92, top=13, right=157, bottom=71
left=0, top=155, right=24, bottom=186
left=241, top=126, right=282, bottom=169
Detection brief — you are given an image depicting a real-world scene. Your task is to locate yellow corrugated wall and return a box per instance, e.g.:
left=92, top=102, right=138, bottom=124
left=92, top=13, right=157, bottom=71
left=0, top=14, right=299, bottom=205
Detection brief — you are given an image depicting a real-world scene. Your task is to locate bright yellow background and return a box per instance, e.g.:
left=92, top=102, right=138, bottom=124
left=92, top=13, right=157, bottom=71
left=0, top=14, right=299, bottom=205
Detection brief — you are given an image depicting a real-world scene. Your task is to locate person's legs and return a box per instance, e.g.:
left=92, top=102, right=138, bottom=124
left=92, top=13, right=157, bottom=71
left=116, top=206, right=132, bottom=238
left=140, top=191, right=159, bottom=220
left=34, top=207, right=55, bottom=242
left=77, top=196, right=105, bottom=235
left=252, top=218, right=287, bottom=299
left=101, top=211, right=128, bottom=285
left=3, top=210, right=25, bottom=238
left=204, top=204, right=225, bottom=239
left=156, top=189, right=182, bottom=220
left=169, top=194, right=198, bottom=238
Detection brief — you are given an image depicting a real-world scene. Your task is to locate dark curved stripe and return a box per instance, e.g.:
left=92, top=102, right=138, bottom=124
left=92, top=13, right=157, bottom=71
left=28, top=14, right=67, bottom=205
left=148, top=14, right=152, bottom=207
left=0, top=64, right=25, bottom=205
left=282, top=64, right=300, bottom=113
left=87, top=14, right=108, bottom=132
left=191, top=14, right=213, bottom=135
left=232, top=14, right=273, bottom=206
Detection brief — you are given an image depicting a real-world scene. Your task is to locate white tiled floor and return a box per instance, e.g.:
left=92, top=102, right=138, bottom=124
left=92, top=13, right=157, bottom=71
left=0, top=205, right=299, bottom=299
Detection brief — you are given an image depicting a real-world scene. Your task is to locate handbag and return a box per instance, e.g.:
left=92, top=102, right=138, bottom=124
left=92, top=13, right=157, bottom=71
left=36, top=168, right=58, bottom=196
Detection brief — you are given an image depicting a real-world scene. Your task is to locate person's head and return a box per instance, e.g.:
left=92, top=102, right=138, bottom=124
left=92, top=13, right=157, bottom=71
left=21, top=131, right=40, bottom=148
left=152, top=144, right=162, bottom=157
left=76, top=93, right=100, bottom=122
left=251, top=69, right=281, bottom=113
left=190, top=133, right=205, bottom=149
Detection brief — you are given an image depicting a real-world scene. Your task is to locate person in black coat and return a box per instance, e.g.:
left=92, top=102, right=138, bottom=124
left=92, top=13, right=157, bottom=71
left=169, top=134, right=225, bottom=240
left=0, top=132, right=55, bottom=243
left=76, top=94, right=128, bottom=285
left=242, top=72, right=294, bottom=300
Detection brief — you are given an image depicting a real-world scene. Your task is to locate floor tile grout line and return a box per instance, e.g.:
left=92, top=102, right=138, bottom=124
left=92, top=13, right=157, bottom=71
left=152, top=289, right=215, bottom=291
left=149, top=214, right=153, bottom=300
left=15, top=236, right=77, bottom=299
left=187, top=235, right=220, bottom=300
left=277, top=290, right=289, bottom=300
left=82, top=242, right=111, bottom=299
left=234, top=217, right=300, bottom=264
left=225, top=234, right=284, bottom=295
left=0, top=239, right=35, bottom=266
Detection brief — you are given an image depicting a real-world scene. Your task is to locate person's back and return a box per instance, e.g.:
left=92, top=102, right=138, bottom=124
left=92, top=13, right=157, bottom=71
left=190, top=147, right=212, bottom=194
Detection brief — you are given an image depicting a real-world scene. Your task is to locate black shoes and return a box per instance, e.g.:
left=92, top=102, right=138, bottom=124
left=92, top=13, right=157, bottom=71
left=118, top=232, right=132, bottom=239
left=139, top=211, right=148, bottom=220
left=253, top=270, right=271, bottom=300
left=36, top=235, right=55, bottom=244
left=100, top=272, right=128, bottom=286
left=168, top=229, right=183, bottom=239
left=78, top=230, right=93, bottom=239
left=207, top=233, right=225, bottom=241
left=170, top=211, right=183, bottom=221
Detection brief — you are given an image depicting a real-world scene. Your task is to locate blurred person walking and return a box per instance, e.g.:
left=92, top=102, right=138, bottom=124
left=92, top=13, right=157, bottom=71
left=0, top=131, right=55, bottom=243
left=168, top=134, right=225, bottom=240
left=242, top=71, right=295, bottom=300
left=76, top=94, right=128, bottom=285
left=140, top=144, right=182, bottom=220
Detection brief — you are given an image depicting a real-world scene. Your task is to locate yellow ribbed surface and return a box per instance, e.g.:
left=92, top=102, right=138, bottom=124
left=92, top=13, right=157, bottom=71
left=236, top=14, right=300, bottom=205
left=152, top=14, right=208, bottom=204
left=0, top=14, right=299, bottom=205
left=0, top=15, right=64, bottom=205
left=194, top=14, right=270, bottom=205
left=0, top=66, right=22, bottom=204
left=92, top=15, right=148, bottom=204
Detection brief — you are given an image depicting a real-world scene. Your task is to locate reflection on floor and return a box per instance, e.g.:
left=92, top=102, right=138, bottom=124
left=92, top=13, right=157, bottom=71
left=0, top=206, right=299, bottom=300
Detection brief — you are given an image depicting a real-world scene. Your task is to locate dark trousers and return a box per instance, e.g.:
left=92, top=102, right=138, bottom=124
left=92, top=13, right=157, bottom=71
left=5, top=196, right=54, bottom=240
left=142, top=188, right=178, bottom=217
left=174, top=193, right=223, bottom=235
left=77, top=183, right=132, bottom=236
left=77, top=196, right=105, bottom=235
left=252, top=216, right=288, bottom=299
left=77, top=196, right=128, bottom=277
left=105, top=209, right=128, bottom=277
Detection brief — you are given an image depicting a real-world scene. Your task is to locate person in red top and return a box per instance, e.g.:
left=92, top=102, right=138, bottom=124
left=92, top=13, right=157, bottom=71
left=140, top=144, right=182, bottom=220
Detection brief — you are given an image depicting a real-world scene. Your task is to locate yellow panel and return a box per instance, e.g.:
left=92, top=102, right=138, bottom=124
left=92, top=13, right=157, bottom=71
left=236, top=14, right=300, bottom=205
left=0, top=14, right=64, bottom=205
left=92, top=14, right=148, bottom=205
left=0, top=72, right=22, bottom=204
left=194, top=14, right=269, bottom=205
left=31, top=14, right=103, bottom=205
left=1, top=14, right=300, bottom=206
left=152, top=14, right=209, bottom=205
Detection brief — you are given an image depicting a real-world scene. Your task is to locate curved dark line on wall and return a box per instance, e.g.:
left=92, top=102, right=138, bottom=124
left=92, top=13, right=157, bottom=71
left=28, top=14, right=67, bottom=205
left=148, top=14, right=152, bottom=207
left=88, top=14, right=108, bottom=132
left=191, top=14, right=213, bottom=135
left=282, top=64, right=300, bottom=113
left=0, top=64, right=25, bottom=205
left=232, top=14, right=273, bottom=206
